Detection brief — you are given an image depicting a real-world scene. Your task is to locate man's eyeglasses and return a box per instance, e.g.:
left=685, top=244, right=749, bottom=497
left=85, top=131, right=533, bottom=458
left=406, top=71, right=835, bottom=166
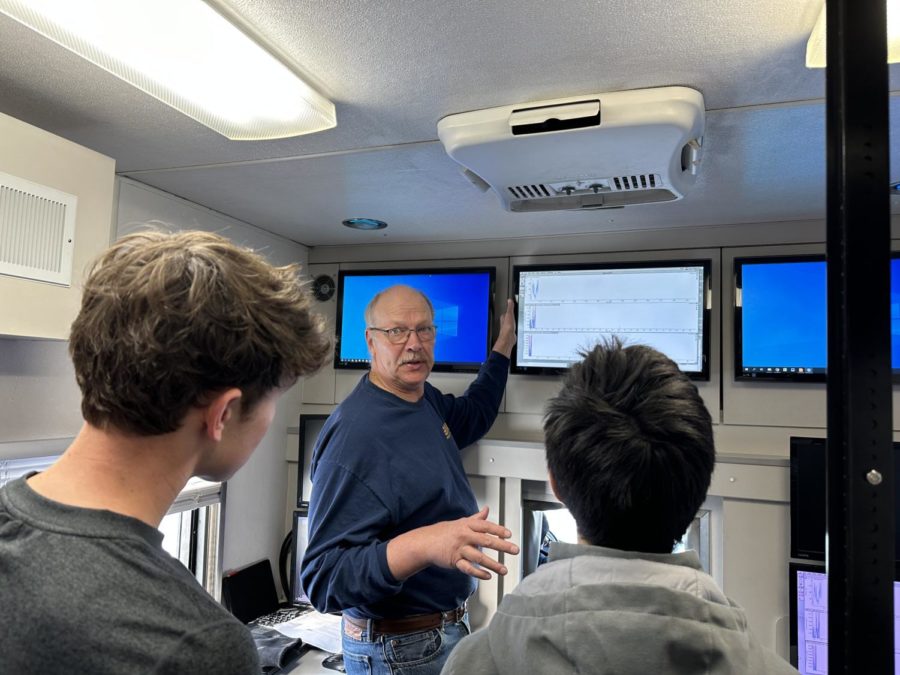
left=369, top=325, right=437, bottom=344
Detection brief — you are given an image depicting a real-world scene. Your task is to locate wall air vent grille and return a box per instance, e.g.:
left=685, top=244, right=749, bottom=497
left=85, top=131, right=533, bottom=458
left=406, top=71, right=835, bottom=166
left=508, top=184, right=551, bottom=199
left=0, top=171, right=77, bottom=286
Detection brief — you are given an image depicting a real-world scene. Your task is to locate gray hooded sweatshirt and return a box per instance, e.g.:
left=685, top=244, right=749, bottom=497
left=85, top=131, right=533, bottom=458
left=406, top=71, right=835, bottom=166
left=443, top=542, right=799, bottom=675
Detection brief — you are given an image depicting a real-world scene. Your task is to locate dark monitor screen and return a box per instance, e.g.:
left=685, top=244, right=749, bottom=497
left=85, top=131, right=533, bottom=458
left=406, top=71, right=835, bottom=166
left=789, top=562, right=900, bottom=673
left=790, top=436, right=900, bottom=566
left=334, top=267, right=495, bottom=372
left=221, top=559, right=280, bottom=624
left=511, top=260, right=710, bottom=378
left=297, top=414, right=328, bottom=507
left=291, top=506, right=310, bottom=605
left=734, top=255, right=900, bottom=381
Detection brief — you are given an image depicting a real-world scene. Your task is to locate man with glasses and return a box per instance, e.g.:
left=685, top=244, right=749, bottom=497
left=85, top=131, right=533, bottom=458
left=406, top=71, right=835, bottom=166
left=302, top=284, right=518, bottom=675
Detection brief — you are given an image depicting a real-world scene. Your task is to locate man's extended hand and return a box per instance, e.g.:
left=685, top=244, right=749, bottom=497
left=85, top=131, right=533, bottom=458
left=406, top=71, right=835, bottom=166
left=492, top=299, right=517, bottom=358
left=386, top=506, right=520, bottom=581
left=431, top=506, right=519, bottom=580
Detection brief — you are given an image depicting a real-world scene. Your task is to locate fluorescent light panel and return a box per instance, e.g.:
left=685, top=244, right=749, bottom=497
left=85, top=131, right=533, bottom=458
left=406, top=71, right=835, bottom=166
left=806, top=0, right=900, bottom=68
left=0, top=0, right=336, bottom=140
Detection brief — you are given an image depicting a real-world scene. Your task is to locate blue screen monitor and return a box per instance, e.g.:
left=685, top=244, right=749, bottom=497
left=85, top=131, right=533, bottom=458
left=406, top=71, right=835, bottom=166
left=511, top=260, right=711, bottom=379
left=734, top=254, right=900, bottom=381
left=789, top=562, right=900, bottom=673
left=334, top=267, right=495, bottom=372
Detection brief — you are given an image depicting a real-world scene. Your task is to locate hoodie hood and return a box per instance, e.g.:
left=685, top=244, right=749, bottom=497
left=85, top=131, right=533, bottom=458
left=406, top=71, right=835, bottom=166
left=443, top=543, right=798, bottom=675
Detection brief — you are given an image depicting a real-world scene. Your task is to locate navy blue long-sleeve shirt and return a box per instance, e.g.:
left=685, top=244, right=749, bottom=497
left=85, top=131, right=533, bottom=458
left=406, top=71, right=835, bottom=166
left=300, top=352, right=509, bottom=619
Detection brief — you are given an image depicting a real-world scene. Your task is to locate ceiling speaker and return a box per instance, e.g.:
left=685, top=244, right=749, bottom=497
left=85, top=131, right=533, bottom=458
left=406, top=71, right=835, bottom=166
left=311, top=274, right=336, bottom=302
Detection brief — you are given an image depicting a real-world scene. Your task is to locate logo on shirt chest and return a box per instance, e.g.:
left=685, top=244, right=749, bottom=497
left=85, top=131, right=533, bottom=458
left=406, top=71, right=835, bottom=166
left=442, top=422, right=452, bottom=440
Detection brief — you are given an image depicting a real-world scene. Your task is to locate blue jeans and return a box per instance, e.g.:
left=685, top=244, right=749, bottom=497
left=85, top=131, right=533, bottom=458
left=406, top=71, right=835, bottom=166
left=341, top=614, right=471, bottom=675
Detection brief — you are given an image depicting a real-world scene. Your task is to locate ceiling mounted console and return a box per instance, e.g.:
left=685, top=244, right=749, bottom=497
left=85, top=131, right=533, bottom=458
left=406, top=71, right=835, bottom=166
left=437, top=86, right=705, bottom=212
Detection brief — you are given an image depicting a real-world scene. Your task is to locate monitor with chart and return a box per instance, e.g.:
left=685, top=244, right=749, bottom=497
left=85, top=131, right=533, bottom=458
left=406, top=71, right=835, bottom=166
left=511, top=260, right=710, bottom=378
left=789, top=562, right=900, bottom=674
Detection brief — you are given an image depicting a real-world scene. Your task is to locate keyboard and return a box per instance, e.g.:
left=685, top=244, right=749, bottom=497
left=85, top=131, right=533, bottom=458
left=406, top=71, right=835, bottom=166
left=254, top=605, right=313, bottom=628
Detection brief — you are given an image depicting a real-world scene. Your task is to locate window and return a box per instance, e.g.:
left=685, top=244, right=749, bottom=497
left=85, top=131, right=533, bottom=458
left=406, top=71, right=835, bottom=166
left=543, top=507, right=578, bottom=544
left=0, top=454, right=224, bottom=598
left=521, top=479, right=720, bottom=581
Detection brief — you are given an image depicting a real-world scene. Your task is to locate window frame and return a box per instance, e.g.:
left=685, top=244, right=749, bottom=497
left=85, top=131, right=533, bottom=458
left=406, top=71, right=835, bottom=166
left=0, top=447, right=225, bottom=598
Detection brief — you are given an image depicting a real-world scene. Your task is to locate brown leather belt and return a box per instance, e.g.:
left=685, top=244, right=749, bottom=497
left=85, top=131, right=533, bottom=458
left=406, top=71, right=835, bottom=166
left=343, top=604, right=466, bottom=638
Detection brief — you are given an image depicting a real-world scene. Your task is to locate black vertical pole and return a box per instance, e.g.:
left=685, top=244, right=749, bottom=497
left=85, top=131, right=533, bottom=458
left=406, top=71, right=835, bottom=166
left=825, top=0, right=893, bottom=672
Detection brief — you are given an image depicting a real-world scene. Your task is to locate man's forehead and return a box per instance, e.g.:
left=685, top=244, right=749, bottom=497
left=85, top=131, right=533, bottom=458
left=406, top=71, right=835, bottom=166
left=372, top=289, right=431, bottom=317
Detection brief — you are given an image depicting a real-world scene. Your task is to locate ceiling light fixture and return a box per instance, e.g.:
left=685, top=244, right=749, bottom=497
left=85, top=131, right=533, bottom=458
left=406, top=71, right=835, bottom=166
left=342, top=218, right=388, bottom=231
left=0, top=0, right=336, bottom=140
left=806, top=0, right=900, bottom=67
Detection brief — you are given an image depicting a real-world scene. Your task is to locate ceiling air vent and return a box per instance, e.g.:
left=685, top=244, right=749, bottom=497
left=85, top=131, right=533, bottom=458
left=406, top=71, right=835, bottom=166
left=612, top=174, right=658, bottom=191
left=0, top=171, right=77, bottom=286
left=438, top=86, right=705, bottom=212
left=508, top=184, right=551, bottom=199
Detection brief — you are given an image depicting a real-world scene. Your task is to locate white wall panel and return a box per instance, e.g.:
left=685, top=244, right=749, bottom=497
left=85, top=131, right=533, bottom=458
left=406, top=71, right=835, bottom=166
left=722, top=499, right=791, bottom=656
left=302, top=263, right=339, bottom=405
left=722, top=242, right=900, bottom=430
left=0, top=111, right=115, bottom=339
left=0, top=338, right=82, bottom=446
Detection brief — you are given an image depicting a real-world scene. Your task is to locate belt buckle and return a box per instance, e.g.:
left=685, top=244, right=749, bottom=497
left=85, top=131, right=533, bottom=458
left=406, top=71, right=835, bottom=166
left=444, top=604, right=464, bottom=623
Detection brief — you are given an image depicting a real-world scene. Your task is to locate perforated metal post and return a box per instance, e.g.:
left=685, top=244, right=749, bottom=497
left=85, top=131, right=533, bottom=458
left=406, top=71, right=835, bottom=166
left=825, top=0, right=894, bottom=672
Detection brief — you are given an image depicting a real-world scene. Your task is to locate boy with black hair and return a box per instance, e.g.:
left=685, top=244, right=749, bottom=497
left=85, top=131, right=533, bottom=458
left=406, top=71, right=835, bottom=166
left=444, top=339, right=798, bottom=674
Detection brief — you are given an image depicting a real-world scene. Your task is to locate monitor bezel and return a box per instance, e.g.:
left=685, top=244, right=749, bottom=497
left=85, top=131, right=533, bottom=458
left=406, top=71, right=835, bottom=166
left=734, top=253, right=827, bottom=382
left=290, top=504, right=310, bottom=605
left=788, top=560, right=900, bottom=670
left=510, top=259, right=711, bottom=379
left=788, top=560, right=827, bottom=670
left=297, top=414, right=329, bottom=507
left=789, top=436, right=828, bottom=562
left=734, top=252, right=900, bottom=382
left=333, top=266, right=497, bottom=373
left=789, top=435, right=900, bottom=569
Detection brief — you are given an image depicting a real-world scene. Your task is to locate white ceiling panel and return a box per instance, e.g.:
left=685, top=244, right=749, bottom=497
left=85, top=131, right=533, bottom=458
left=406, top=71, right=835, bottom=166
left=123, top=102, right=842, bottom=246
left=0, top=0, right=898, bottom=246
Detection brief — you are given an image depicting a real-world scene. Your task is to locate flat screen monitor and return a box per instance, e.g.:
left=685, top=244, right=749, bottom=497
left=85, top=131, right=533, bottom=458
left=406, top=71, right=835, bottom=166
left=734, top=254, right=900, bottom=381
left=334, top=267, right=495, bottom=372
left=297, top=414, right=328, bottom=507
left=221, top=559, right=280, bottom=623
left=291, top=506, right=310, bottom=605
left=511, top=260, right=710, bottom=378
left=790, top=436, right=900, bottom=568
left=789, top=561, right=900, bottom=673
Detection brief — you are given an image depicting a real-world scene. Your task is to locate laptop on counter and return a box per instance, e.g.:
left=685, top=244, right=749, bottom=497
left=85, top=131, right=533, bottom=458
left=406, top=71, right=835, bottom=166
left=222, top=557, right=312, bottom=628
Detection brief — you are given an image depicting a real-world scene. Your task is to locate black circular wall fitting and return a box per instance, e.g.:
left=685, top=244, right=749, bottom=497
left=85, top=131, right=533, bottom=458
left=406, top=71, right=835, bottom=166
left=312, top=274, right=336, bottom=301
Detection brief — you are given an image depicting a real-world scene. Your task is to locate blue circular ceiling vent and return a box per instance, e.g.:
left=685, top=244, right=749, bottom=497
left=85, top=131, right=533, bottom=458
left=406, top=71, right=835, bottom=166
left=342, top=217, right=387, bottom=230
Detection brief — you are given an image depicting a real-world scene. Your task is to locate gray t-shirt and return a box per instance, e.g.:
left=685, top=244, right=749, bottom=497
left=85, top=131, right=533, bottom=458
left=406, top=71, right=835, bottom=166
left=0, top=476, right=259, bottom=674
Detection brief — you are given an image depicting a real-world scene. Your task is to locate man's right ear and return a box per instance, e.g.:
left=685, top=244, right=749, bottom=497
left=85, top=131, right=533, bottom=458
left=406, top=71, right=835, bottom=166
left=203, top=388, right=243, bottom=442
